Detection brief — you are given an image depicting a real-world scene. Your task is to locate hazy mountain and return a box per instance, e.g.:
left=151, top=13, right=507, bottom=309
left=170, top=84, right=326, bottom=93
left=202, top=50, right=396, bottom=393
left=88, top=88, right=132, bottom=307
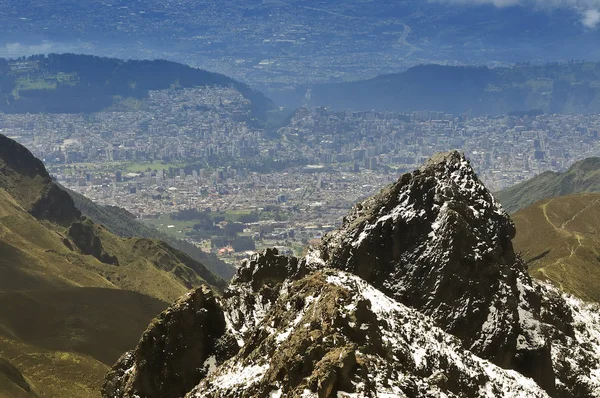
left=0, top=54, right=274, bottom=120
left=104, top=152, right=600, bottom=398
left=511, top=192, right=600, bottom=302
left=0, top=134, right=225, bottom=397
left=308, top=62, right=600, bottom=115
left=495, top=157, right=600, bottom=213
left=1, top=1, right=599, bottom=88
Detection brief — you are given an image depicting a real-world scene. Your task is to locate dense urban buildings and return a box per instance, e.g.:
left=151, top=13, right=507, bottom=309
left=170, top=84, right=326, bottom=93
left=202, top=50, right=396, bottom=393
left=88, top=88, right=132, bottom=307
left=4, top=86, right=600, bottom=264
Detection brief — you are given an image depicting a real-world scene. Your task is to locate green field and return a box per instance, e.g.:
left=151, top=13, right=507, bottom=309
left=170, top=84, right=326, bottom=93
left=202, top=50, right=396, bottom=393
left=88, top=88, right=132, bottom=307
left=142, top=215, right=195, bottom=237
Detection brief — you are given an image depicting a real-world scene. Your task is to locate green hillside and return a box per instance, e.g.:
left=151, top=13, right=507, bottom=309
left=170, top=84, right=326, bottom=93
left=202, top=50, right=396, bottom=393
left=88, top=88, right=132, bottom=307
left=0, top=54, right=274, bottom=120
left=495, top=157, right=600, bottom=213
left=0, top=133, right=225, bottom=397
left=0, top=358, right=37, bottom=398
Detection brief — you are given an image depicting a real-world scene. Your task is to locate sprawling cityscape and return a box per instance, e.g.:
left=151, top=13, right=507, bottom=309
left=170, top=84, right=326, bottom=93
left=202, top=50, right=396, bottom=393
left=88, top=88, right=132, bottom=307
left=4, top=84, right=600, bottom=265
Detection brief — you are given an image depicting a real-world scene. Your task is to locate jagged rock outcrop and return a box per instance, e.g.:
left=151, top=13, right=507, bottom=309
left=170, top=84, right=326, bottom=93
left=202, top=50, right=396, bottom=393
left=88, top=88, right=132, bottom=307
left=222, top=248, right=318, bottom=346
left=102, top=286, right=238, bottom=398
left=313, top=150, right=555, bottom=391
left=103, top=151, right=600, bottom=398
left=68, top=221, right=119, bottom=265
left=189, top=269, right=551, bottom=398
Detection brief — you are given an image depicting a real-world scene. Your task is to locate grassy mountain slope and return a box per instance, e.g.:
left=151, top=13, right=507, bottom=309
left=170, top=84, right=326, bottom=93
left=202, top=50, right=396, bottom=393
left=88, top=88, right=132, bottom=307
left=0, top=289, right=166, bottom=398
left=0, top=182, right=224, bottom=302
left=512, top=193, right=600, bottom=302
left=0, top=289, right=166, bottom=366
left=68, top=189, right=236, bottom=281
left=0, top=189, right=111, bottom=291
left=0, top=333, right=107, bottom=398
left=0, top=358, right=38, bottom=398
left=0, top=134, right=226, bottom=300
left=0, top=133, right=225, bottom=396
left=495, top=157, right=600, bottom=213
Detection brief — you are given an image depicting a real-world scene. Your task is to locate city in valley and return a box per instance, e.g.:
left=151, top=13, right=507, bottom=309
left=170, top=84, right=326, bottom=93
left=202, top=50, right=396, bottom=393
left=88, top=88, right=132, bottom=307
left=4, top=85, right=600, bottom=266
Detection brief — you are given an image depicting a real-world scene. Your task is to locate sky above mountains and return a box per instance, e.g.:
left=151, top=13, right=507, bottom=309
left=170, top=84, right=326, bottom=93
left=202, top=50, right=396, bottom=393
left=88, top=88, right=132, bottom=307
left=439, top=0, right=600, bottom=27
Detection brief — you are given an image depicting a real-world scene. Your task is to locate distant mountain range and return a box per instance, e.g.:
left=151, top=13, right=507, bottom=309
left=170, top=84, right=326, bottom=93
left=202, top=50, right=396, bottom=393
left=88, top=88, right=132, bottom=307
left=9, top=54, right=600, bottom=118
left=0, top=54, right=275, bottom=120
left=0, top=134, right=225, bottom=397
left=308, top=62, right=600, bottom=115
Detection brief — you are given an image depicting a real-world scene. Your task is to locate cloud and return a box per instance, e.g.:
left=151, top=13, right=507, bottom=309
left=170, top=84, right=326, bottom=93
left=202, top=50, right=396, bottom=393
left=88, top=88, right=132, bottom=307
left=3, top=42, right=56, bottom=55
left=434, top=0, right=600, bottom=28
left=583, top=8, right=600, bottom=27
left=442, top=0, right=520, bottom=7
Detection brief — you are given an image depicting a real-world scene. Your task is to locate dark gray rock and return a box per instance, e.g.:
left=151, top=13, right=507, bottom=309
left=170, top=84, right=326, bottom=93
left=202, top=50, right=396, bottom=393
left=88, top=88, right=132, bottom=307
left=102, top=286, right=237, bottom=398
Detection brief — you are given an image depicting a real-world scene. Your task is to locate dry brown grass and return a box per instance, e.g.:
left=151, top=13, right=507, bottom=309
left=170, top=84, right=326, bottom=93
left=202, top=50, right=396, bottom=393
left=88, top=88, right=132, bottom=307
left=513, top=192, right=600, bottom=302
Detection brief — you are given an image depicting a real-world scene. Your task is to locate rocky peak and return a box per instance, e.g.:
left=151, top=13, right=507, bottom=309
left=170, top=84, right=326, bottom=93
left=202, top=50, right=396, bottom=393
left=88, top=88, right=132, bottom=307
left=222, top=248, right=318, bottom=347
left=103, top=152, right=600, bottom=398
left=314, top=151, right=555, bottom=391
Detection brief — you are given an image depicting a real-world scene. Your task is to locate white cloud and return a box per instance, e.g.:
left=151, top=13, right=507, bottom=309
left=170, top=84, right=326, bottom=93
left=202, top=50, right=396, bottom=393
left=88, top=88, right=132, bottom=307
left=4, top=42, right=55, bottom=55
left=433, top=0, right=600, bottom=28
left=583, top=8, right=600, bottom=27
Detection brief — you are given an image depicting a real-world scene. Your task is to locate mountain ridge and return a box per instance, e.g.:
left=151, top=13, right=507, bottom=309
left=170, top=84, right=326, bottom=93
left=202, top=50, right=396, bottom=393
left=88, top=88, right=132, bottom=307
left=0, top=134, right=226, bottom=397
left=103, top=151, right=600, bottom=398
left=66, top=188, right=236, bottom=281
left=309, top=62, right=600, bottom=115
left=0, top=133, right=226, bottom=300
left=0, top=54, right=275, bottom=120
left=496, top=157, right=600, bottom=213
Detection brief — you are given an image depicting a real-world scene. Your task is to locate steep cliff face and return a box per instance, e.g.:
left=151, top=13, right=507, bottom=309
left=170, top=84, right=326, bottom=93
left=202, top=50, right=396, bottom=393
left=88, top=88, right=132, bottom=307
left=103, top=152, right=600, bottom=398
left=102, top=286, right=238, bottom=398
